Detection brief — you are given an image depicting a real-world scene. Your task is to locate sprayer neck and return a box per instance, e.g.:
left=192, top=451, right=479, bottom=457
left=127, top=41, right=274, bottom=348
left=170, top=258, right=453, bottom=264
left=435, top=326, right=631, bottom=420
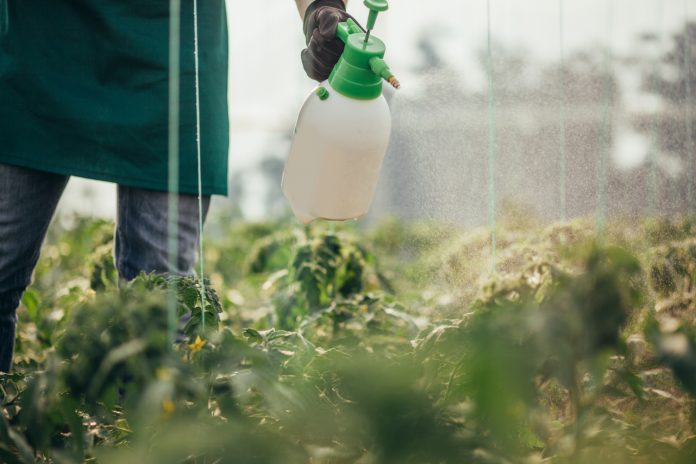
left=329, top=23, right=392, bottom=100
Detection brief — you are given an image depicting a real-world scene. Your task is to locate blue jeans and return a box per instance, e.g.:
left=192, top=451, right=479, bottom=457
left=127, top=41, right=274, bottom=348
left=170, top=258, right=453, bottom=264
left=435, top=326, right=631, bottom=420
left=0, top=163, right=210, bottom=372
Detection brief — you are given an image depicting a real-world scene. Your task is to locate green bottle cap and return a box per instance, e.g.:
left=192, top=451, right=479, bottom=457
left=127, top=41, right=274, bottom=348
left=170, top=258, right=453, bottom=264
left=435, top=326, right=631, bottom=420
left=329, top=15, right=395, bottom=100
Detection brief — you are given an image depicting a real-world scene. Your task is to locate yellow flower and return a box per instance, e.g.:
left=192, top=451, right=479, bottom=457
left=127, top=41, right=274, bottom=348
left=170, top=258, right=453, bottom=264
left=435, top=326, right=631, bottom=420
left=162, top=399, right=175, bottom=417
left=188, top=335, right=206, bottom=354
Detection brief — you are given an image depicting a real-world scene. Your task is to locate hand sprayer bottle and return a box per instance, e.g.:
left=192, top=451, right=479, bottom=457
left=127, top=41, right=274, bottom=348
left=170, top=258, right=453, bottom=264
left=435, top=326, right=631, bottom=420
left=282, top=0, right=399, bottom=224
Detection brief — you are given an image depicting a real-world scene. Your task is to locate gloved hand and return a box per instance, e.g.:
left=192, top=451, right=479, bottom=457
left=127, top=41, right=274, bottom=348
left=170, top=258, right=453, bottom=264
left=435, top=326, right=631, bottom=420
left=301, top=0, right=351, bottom=82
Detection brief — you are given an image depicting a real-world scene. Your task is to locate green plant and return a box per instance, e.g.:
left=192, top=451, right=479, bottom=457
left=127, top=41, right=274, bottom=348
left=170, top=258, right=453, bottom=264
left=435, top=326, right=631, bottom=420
left=2, top=215, right=696, bottom=463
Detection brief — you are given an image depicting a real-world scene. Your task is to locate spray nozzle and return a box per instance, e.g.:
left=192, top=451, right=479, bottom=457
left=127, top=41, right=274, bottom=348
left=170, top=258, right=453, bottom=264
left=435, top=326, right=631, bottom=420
left=369, top=57, right=400, bottom=89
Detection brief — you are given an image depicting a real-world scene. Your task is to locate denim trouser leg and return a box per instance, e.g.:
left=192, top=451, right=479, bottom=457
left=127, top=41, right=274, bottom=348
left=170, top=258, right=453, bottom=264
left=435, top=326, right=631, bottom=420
left=0, top=165, right=211, bottom=372
left=0, top=164, right=69, bottom=372
left=115, top=186, right=211, bottom=281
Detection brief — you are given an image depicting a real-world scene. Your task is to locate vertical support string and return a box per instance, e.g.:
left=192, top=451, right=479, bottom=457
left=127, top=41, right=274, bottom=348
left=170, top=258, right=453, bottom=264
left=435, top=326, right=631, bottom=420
left=596, top=0, right=614, bottom=236
left=559, top=0, right=567, bottom=221
left=193, top=0, right=207, bottom=332
left=167, top=0, right=182, bottom=346
left=685, top=0, right=695, bottom=214
left=486, top=0, right=497, bottom=273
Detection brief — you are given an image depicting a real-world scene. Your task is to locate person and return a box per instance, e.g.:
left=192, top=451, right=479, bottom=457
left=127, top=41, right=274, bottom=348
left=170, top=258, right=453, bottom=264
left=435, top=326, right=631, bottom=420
left=0, top=0, right=350, bottom=372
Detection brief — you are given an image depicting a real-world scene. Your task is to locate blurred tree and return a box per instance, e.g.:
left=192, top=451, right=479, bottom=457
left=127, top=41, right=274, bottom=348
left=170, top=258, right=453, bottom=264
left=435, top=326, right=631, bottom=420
left=646, top=23, right=696, bottom=104
left=376, top=32, right=622, bottom=225
left=634, top=22, right=696, bottom=213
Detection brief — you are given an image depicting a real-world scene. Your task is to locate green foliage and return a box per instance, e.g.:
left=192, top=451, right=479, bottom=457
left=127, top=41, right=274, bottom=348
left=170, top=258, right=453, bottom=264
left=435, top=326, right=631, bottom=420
left=131, top=273, right=223, bottom=335
left=649, top=237, right=696, bottom=296
left=247, top=227, right=388, bottom=329
left=56, top=288, right=171, bottom=407
left=88, top=244, right=117, bottom=291
left=2, top=215, right=696, bottom=463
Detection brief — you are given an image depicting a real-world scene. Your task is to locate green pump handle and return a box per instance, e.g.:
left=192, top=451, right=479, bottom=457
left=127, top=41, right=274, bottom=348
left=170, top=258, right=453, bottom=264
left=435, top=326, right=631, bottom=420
left=364, top=0, right=388, bottom=33
left=327, top=3, right=399, bottom=100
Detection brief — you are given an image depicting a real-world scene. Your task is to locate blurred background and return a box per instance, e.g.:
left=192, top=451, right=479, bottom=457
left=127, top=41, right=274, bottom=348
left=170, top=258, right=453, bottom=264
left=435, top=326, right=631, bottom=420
left=58, top=0, right=696, bottom=227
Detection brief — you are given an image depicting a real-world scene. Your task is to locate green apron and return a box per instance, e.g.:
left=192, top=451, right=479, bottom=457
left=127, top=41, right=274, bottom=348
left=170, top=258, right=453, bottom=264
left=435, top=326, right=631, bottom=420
left=0, top=0, right=229, bottom=196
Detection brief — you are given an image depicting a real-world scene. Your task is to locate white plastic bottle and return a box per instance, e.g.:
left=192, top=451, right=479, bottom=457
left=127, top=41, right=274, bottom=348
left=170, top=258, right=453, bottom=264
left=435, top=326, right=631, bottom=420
left=282, top=4, right=399, bottom=224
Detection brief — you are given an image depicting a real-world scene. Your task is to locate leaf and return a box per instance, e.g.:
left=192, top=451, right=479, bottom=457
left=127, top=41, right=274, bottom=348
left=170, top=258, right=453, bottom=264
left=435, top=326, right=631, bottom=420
left=88, top=339, right=147, bottom=399
left=7, top=427, right=34, bottom=463
left=243, top=328, right=263, bottom=343
left=20, top=289, right=40, bottom=323
left=58, top=398, right=85, bottom=454
left=616, top=368, right=645, bottom=400
left=262, top=269, right=289, bottom=291
left=179, top=285, right=199, bottom=310
left=0, top=447, right=23, bottom=464
left=648, top=388, right=683, bottom=403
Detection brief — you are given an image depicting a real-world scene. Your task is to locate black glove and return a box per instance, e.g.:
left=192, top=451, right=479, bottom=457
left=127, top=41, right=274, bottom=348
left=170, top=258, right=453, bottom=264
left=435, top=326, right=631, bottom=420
left=301, top=0, right=351, bottom=82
